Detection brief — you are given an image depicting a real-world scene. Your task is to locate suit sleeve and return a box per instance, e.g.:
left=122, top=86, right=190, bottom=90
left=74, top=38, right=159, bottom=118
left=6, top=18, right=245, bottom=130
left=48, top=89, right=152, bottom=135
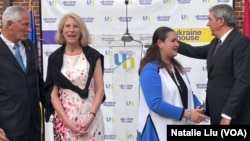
left=223, top=38, right=250, bottom=118
left=178, top=41, right=210, bottom=59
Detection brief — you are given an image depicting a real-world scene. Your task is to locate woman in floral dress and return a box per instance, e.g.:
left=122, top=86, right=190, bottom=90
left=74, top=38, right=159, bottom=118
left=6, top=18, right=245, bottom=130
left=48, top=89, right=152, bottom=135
left=44, top=12, right=105, bottom=141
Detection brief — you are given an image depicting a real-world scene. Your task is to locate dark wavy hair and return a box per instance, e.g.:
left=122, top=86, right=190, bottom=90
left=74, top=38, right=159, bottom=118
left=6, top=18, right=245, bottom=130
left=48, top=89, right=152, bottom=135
left=138, top=26, right=184, bottom=74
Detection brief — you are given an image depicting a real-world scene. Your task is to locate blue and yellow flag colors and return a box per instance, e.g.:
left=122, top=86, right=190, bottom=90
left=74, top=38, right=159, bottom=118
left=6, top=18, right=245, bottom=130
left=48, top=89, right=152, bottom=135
left=28, top=2, right=38, bottom=61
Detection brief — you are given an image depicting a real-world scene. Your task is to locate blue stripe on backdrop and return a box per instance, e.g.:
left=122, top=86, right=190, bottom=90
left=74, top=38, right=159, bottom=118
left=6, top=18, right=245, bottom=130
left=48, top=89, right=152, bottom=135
left=42, top=30, right=57, bottom=45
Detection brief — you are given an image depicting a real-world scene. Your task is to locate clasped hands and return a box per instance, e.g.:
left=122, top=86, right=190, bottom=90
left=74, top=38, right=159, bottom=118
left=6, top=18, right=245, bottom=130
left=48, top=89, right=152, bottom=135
left=66, top=117, right=93, bottom=137
left=186, top=106, right=209, bottom=124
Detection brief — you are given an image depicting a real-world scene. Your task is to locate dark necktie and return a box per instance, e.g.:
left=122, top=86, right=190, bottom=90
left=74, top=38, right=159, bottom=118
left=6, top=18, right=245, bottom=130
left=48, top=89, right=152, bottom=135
left=213, top=40, right=222, bottom=56
left=14, top=44, right=25, bottom=71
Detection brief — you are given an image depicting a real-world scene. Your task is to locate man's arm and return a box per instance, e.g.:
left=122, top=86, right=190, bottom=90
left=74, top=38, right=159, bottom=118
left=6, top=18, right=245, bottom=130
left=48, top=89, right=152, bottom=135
left=178, top=41, right=209, bottom=59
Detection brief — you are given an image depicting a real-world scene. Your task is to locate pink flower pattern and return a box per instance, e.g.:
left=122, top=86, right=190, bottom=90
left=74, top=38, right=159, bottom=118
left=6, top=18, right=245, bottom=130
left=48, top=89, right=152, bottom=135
left=53, top=53, right=104, bottom=141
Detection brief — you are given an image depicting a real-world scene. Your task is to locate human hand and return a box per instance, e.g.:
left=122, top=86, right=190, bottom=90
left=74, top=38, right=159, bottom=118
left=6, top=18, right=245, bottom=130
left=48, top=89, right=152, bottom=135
left=189, top=108, right=209, bottom=124
left=220, top=117, right=231, bottom=125
left=79, top=114, right=95, bottom=136
left=0, top=128, right=8, bottom=141
left=65, top=119, right=87, bottom=136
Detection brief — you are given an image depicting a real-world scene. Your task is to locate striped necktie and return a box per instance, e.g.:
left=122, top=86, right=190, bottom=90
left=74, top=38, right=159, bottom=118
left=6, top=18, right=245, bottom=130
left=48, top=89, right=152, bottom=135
left=14, top=44, right=25, bottom=71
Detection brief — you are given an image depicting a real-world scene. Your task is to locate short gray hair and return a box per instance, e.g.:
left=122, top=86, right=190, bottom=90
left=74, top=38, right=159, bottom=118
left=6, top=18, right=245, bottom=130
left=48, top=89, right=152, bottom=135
left=209, top=4, right=235, bottom=27
left=2, top=6, right=28, bottom=28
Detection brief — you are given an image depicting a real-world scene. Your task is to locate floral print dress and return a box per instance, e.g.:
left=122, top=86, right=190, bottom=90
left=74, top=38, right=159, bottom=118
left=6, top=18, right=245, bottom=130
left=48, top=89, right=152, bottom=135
left=53, top=52, right=104, bottom=141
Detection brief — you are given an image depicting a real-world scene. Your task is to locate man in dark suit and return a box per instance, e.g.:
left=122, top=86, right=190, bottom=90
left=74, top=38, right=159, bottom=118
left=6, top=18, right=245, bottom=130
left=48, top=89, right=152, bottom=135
left=178, top=4, right=250, bottom=125
left=0, top=6, right=44, bottom=141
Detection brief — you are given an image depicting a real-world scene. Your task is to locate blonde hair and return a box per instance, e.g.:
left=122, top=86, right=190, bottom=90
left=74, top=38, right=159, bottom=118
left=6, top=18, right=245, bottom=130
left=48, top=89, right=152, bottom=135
left=55, top=12, right=92, bottom=46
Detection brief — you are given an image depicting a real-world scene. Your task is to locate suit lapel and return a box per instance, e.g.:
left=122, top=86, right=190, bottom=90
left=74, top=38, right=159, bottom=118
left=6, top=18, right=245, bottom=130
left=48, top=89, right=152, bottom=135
left=0, top=37, right=24, bottom=70
left=22, top=40, right=33, bottom=73
left=207, top=38, right=218, bottom=73
left=207, top=29, right=236, bottom=74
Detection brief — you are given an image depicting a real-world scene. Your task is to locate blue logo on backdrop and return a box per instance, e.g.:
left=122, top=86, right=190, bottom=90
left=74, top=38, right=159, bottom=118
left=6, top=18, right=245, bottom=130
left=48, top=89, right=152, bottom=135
left=86, top=0, right=95, bottom=6
left=48, top=0, right=57, bottom=7
left=104, top=50, right=135, bottom=73
left=181, top=15, right=189, bottom=21
left=163, top=0, right=172, bottom=4
left=143, top=16, right=151, bottom=22
left=105, top=16, right=112, bottom=22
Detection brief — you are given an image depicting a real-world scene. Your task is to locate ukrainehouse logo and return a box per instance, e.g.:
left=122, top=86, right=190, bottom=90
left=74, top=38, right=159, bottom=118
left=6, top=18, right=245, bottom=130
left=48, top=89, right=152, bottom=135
left=100, top=0, right=114, bottom=6
left=163, top=0, right=171, bottom=4
left=119, top=16, right=132, bottom=22
left=157, top=15, right=171, bottom=21
left=62, top=0, right=76, bottom=6
left=196, top=83, right=207, bottom=89
left=86, top=0, right=94, bottom=6
left=195, top=15, right=209, bottom=20
left=139, top=35, right=151, bottom=41
left=143, top=16, right=151, bottom=22
left=43, top=17, right=57, bottom=23
left=120, top=117, right=134, bottom=123
left=104, top=134, right=116, bottom=140
left=177, top=0, right=191, bottom=4
left=119, top=84, right=133, bottom=90
left=48, top=0, right=56, bottom=7
left=218, top=0, right=229, bottom=2
left=174, top=28, right=213, bottom=43
left=101, top=36, right=115, bottom=43
left=139, top=0, right=152, bottom=5
left=102, top=101, right=116, bottom=107
left=184, top=67, right=191, bottom=72
left=82, top=17, right=94, bottom=23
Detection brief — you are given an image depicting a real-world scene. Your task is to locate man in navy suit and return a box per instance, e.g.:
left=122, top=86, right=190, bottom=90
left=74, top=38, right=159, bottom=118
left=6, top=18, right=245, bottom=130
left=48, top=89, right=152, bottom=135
left=178, top=4, right=250, bottom=125
left=0, top=6, right=44, bottom=141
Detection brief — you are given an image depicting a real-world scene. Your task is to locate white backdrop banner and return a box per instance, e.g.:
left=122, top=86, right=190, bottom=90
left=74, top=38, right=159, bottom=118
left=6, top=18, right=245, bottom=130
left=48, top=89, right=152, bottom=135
left=41, top=0, right=233, bottom=141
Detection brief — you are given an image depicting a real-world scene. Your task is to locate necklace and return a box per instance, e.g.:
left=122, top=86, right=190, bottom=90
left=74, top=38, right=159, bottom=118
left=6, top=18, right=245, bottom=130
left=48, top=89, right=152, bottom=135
left=169, top=66, right=183, bottom=92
